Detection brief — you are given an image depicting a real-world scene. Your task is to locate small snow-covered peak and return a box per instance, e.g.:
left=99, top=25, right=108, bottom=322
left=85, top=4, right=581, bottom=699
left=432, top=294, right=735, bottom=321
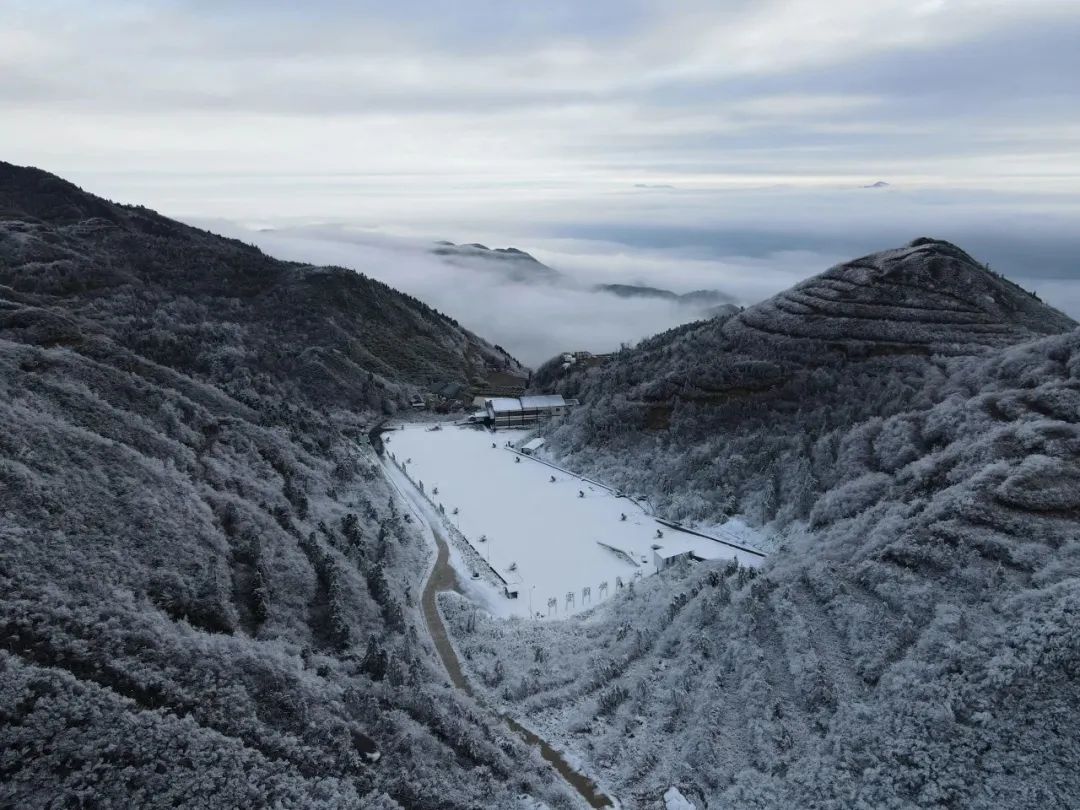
left=725, top=238, right=1076, bottom=353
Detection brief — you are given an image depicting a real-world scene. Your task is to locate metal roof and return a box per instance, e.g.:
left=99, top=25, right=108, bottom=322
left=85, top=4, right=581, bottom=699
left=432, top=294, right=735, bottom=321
left=485, top=397, right=522, bottom=413
left=519, top=394, right=566, bottom=409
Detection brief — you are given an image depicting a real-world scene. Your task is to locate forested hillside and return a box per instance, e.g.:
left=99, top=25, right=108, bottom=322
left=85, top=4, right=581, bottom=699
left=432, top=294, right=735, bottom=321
left=0, top=161, right=521, bottom=414
left=450, top=245, right=1080, bottom=807
left=0, top=163, right=571, bottom=809
left=540, top=239, right=1076, bottom=532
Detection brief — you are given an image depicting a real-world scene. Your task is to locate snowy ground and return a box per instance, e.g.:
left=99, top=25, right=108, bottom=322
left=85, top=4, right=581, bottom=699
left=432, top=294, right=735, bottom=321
left=384, top=424, right=763, bottom=618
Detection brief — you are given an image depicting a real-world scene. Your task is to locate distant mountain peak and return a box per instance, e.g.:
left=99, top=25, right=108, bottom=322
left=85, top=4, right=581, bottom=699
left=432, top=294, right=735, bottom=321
left=594, top=283, right=737, bottom=315
left=430, top=240, right=560, bottom=283
left=728, top=238, right=1075, bottom=353
left=862, top=180, right=890, bottom=188
left=432, top=240, right=542, bottom=264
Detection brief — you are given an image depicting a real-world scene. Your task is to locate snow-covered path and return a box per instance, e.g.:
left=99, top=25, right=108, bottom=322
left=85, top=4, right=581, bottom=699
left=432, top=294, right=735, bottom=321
left=385, top=424, right=762, bottom=618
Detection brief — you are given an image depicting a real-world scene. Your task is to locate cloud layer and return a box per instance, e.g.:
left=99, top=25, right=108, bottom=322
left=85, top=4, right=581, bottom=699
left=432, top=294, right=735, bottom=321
left=210, top=180, right=1080, bottom=367
left=211, top=222, right=773, bottom=367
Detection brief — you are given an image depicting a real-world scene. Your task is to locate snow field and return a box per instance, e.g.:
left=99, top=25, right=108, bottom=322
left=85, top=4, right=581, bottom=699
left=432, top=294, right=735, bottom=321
left=385, top=424, right=761, bottom=618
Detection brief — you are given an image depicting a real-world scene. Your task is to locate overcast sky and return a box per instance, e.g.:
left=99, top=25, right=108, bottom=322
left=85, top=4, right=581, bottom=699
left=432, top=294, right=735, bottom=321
left=4, top=1, right=1079, bottom=360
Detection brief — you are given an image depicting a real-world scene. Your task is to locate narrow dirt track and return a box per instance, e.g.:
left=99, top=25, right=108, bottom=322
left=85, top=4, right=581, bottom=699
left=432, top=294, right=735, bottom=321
left=418, top=518, right=471, bottom=694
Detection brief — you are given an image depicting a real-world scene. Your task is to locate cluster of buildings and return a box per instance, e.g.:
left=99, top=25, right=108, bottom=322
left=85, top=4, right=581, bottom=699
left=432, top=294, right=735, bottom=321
left=468, top=394, right=577, bottom=429
left=405, top=368, right=580, bottom=430
left=559, top=350, right=612, bottom=371
left=409, top=370, right=529, bottom=412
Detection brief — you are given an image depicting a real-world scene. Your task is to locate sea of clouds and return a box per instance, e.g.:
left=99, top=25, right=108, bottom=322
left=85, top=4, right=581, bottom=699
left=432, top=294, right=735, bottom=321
left=200, top=182, right=1080, bottom=367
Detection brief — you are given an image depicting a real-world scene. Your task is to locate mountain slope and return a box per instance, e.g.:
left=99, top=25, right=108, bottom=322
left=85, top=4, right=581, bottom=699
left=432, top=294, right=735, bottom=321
left=450, top=248, right=1080, bottom=807
left=540, top=239, right=1076, bottom=529
left=0, top=161, right=522, bottom=414
left=0, top=163, right=571, bottom=809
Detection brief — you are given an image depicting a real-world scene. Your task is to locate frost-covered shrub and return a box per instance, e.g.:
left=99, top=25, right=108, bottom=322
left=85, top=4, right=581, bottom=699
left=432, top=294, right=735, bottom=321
left=995, top=454, right=1080, bottom=511
left=808, top=471, right=892, bottom=528
left=597, top=684, right=629, bottom=716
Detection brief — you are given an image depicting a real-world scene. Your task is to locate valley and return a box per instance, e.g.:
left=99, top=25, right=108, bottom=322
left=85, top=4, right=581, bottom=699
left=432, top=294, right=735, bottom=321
left=2, top=161, right=1078, bottom=810
left=6, top=3, right=1080, bottom=808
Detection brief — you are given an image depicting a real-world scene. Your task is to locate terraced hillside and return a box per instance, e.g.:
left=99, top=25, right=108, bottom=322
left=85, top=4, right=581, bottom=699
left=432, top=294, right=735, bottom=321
left=733, top=238, right=1072, bottom=352
left=539, top=239, right=1077, bottom=529
left=452, top=296, right=1080, bottom=808
left=0, top=163, right=571, bottom=809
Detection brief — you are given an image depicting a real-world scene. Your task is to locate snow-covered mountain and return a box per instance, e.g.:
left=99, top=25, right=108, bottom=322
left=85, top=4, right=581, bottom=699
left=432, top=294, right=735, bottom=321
left=464, top=238, right=1080, bottom=806
left=0, top=162, right=572, bottom=809
left=5, top=160, right=1079, bottom=810
left=538, top=238, right=1075, bottom=525
left=731, top=237, right=1072, bottom=351
left=0, top=164, right=523, bottom=410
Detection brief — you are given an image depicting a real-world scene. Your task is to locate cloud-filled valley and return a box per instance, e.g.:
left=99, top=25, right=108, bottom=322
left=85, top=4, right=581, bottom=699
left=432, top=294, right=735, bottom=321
left=222, top=222, right=759, bottom=367
left=211, top=181, right=1080, bottom=367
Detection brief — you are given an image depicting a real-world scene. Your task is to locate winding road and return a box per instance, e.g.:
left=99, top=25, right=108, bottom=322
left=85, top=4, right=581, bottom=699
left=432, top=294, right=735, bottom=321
left=380, top=455, right=614, bottom=809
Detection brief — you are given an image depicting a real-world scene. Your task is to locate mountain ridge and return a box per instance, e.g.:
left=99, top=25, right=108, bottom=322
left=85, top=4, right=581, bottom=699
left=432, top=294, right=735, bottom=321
left=431, top=237, right=740, bottom=317
left=538, top=238, right=1076, bottom=524
left=593, top=282, right=736, bottom=309
left=725, top=236, right=1073, bottom=354
left=0, top=160, right=523, bottom=414
left=431, top=240, right=561, bottom=283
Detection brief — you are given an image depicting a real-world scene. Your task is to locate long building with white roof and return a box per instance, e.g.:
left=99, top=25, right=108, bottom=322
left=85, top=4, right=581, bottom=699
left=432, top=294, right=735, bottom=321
left=474, top=394, right=572, bottom=428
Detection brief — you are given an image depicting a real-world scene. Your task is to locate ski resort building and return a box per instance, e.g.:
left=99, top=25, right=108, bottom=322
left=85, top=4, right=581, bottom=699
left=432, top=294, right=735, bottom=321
left=520, top=394, right=569, bottom=417
left=653, top=546, right=700, bottom=572
left=470, top=394, right=573, bottom=429
left=484, top=397, right=524, bottom=427
left=520, top=437, right=546, bottom=455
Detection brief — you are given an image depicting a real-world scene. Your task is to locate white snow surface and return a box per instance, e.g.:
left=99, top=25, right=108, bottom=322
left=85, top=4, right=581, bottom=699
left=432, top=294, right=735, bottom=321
left=386, top=424, right=762, bottom=618
left=664, top=787, right=696, bottom=810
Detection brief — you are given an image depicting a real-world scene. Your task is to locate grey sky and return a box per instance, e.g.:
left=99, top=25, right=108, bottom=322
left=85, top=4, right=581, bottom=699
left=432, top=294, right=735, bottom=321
left=5, top=1, right=1078, bottom=184
left=3, top=1, right=1078, bottom=360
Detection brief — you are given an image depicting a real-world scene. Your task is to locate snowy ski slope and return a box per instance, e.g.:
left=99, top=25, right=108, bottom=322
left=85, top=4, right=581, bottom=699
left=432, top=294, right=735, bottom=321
left=386, top=424, right=762, bottom=617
